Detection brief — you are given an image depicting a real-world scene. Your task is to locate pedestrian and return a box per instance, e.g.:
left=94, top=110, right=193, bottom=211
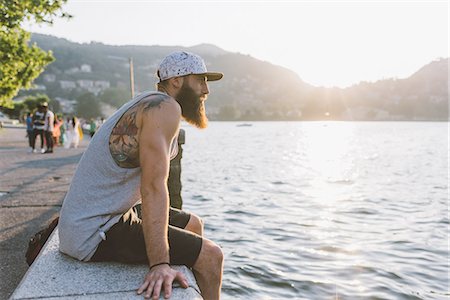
left=59, top=116, right=66, bottom=146
left=25, top=112, right=34, bottom=152
left=89, top=118, right=97, bottom=138
left=42, top=102, right=55, bottom=154
left=31, top=104, right=46, bottom=153
left=64, top=116, right=81, bottom=149
left=53, top=115, right=63, bottom=146
left=59, top=51, right=224, bottom=300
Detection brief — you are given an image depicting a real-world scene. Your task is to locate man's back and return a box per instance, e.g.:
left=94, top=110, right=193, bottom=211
left=59, top=91, right=176, bottom=261
left=33, top=111, right=46, bottom=130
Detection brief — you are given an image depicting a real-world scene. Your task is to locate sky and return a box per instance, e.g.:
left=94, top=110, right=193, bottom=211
left=24, top=0, right=448, bottom=88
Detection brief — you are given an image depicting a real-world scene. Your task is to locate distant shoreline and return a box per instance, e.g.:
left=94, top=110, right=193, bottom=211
left=196, top=119, right=450, bottom=123
left=2, top=120, right=448, bottom=130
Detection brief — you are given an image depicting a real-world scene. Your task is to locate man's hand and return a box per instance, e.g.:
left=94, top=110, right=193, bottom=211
left=137, top=265, right=189, bottom=299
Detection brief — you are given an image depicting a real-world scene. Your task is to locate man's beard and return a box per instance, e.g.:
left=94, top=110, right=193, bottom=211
left=176, top=82, right=208, bottom=129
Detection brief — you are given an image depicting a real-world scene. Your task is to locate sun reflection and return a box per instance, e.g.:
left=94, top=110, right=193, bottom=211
left=299, top=122, right=367, bottom=295
left=300, top=122, right=358, bottom=202
left=304, top=122, right=355, bottom=178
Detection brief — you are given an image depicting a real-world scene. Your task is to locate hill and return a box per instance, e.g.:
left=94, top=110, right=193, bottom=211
left=21, top=33, right=448, bottom=121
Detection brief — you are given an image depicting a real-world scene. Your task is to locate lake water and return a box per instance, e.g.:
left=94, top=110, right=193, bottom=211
left=180, top=122, right=448, bottom=300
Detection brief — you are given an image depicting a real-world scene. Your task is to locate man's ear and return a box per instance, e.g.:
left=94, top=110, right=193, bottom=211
left=168, top=77, right=183, bottom=90
left=170, top=76, right=184, bottom=89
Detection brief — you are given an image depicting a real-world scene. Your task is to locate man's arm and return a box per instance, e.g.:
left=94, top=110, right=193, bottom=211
left=136, top=97, right=188, bottom=299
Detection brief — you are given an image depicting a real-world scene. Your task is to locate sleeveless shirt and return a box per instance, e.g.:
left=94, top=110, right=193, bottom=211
left=59, top=91, right=178, bottom=261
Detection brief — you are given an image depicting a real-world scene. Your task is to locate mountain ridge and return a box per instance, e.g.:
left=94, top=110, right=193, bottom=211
left=25, top=33, right=448, bottom=121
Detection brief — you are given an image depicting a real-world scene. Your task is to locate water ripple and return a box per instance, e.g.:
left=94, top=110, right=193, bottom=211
left=182, top=122, right=449, bottom=299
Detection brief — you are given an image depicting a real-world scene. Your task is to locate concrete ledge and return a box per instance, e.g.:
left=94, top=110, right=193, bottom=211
left=11, top=228, right=202, bottom=299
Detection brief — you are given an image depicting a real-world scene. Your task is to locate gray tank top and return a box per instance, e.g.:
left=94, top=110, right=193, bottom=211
left=59, top=91, right=178, bottom=261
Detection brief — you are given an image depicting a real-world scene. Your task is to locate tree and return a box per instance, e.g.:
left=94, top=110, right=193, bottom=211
left=1, top=93, right=57, bottom=120
left=0, top=0, right=69, bottom=108
left=23, top=94, right=51, bottom=112
left=76, top=92, right=102, bottom=119
left=1, top=101, right=24, bottom=120
left=99, top=87, right=131, bottom=108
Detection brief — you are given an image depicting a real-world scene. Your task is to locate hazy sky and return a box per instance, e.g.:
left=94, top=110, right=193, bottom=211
left=25, top=1, right=448, bottom=87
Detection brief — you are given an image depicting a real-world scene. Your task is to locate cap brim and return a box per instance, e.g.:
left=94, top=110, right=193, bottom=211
left=205, top=72, right=223, bottom=81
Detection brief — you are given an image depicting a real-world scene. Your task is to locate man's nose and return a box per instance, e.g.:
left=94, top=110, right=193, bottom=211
left=202, top=83, right=210, bottom=95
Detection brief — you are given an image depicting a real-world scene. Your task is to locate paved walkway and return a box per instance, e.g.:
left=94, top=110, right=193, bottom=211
left=0, top=126, right=88, bottom=299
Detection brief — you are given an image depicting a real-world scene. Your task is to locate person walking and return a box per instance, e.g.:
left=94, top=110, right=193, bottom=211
left=89, top=118, right=97, bottom=138
left=53, top=115, right=63, bottom=146
left=59, top=51, right=224, bottom=300
left=64, top=116, right=81, bottom=149
left=31, top=104, right=47, bottom=153
left=25, top=112, right=34, bottom=152
left=42, top=102, right=55, bottom=154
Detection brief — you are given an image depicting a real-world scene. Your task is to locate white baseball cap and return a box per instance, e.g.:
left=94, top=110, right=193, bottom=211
left=157, top=51, right=223, bottom=82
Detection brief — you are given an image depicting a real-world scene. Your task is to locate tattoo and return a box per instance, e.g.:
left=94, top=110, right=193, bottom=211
left=109, top=106, right=140, bottom=168
left=142, top=95, right=168, bottom=112
left=108, top=94, right=170, bottom=168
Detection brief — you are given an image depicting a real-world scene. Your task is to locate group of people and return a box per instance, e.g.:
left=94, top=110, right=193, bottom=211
left=25, top=103, right=87, bottom=153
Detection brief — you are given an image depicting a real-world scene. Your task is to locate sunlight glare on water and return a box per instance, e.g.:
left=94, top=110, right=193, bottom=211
left=302, top=122, right=358, bottom=202
left=181, top=121, right=449, bottom=299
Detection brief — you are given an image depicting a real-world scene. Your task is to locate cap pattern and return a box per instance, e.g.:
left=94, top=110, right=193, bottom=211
left=157, top=51, right=222, bottom=81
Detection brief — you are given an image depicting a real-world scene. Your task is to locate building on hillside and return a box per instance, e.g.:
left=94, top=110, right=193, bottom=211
left=56, top=97, right=76, bottom=114
left=77, top=80, right=94, bottom=89
left=60, top=81, right=77, bottom=89
left=43, top=74, right=56, bottom=82
left=65, top=67, right=80, bottom=74
left=80, top=64, right=92, bottom=73
left=94, top=80, right=110, bottom=89
left=87, top=87, right=102, bottom=95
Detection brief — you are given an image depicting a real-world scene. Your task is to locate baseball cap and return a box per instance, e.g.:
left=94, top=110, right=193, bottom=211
left=40, top=102, right=48, bottom=107
left=157, top=51, right=223, bottom=82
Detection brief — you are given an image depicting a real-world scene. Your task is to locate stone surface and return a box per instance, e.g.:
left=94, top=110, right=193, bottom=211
left=11, top=228, right=202, bottom=300
left=0, top=127, right=86, bottom=299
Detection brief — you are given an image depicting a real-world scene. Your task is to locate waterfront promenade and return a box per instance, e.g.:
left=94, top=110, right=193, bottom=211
left=0, top=126, right=88, bottom=299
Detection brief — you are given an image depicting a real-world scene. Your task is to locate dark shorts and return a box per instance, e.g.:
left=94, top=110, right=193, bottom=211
left=90, top=206, right=203, bottom=267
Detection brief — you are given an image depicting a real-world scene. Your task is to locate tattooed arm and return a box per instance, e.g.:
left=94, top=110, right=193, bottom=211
left=109, top=94, right=170, bottom=168
left=135, top=95, right=188, bottom=299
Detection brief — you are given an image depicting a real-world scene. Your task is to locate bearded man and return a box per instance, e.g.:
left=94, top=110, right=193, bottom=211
left=59, top=51, right=224, bottom=300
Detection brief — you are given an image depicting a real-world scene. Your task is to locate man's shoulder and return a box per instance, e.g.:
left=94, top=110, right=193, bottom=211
left=140, top=93, right=174, bottom=107
left=136, top=93, right=180, bottom=134
left=138, top=93, right=180, bottom=116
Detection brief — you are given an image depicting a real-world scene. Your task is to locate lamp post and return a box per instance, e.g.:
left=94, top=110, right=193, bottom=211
left=107, top=55, right=135, bottom=98
left=129, top=57, right=135, bottom=98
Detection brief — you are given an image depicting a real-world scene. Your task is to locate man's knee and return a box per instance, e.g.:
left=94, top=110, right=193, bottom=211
left=186, top=213, right=204, bottom=236
left=194, top=239, right=223, bottom=272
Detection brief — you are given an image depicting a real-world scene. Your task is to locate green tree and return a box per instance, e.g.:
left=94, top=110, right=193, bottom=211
left=1, top=101, right=24, bottom=120
left=0, top=0, right=69, bottom=108
left=99, top=87, right=131, bottom=108
left=76, top=92, right=102, bottom=119
left=23, top=94, right=51, bottom=112
left=1, top=93, right=57, bottom=120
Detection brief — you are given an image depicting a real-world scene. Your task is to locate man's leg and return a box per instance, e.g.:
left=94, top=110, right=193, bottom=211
left=91, top=208, right=223, bottom=299
left=169, top=209, right=221, bottom=299
left=45, top=131, right=54, bottom=152
left=27, top=130, right=33, bottom=148
left=31, top=129, right=37, bottom=150
left=168, top=209, right=222, bottom=299
left=192, top=239, right=223, bottom=300
left=184, top=213, right=203, bottom=236
left=38, top=130, right=45, bottom=150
